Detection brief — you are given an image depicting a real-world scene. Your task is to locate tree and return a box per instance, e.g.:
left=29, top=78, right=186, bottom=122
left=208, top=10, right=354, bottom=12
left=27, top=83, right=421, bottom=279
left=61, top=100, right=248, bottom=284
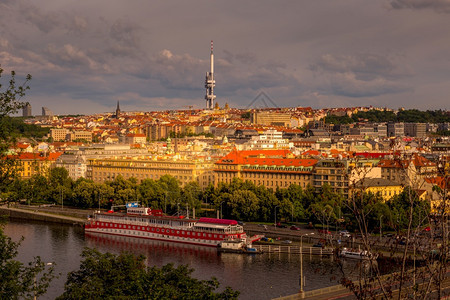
left=228, top=190, right=260, bottom=221
left=72, top=178, right=97, bottom=208
left=0, top=68, right=57, bottom=299
left=47, top=167, right=73, bottom=205
left=334, top=155, right=449, bottom=299
left=181, top=181, right=202, bottom=211
left=138, top=179, right=165, bottom=209
left=0, top=69, right=32, bottom=195
left=158, top=175, right=181, bottom=214
left=57, top=248, right=239, bottom=300
left=0, top=224, right=56, bottom=299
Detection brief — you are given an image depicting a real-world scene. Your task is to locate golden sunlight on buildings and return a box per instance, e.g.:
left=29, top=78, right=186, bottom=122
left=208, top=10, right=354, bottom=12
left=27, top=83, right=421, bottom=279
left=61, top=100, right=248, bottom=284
left=86, top=156, right=214, bottom=188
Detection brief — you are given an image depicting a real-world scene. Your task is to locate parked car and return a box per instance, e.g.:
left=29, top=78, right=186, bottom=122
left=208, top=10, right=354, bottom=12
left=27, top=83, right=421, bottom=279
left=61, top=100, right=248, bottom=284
left=275, top=222, right=287, bottom=228
left=282, top=240, right=292, bottom=244
left=290, top=225, right=301, bottom=231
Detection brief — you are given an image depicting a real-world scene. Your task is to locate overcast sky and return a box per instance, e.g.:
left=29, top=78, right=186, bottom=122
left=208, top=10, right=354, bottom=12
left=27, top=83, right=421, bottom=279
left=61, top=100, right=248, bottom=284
left=1, top=0, right=450, bottom=115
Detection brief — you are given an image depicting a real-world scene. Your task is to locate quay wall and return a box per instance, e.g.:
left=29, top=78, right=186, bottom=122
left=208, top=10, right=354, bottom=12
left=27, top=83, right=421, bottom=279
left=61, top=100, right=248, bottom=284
left=0, top=206, right=85, bottom=226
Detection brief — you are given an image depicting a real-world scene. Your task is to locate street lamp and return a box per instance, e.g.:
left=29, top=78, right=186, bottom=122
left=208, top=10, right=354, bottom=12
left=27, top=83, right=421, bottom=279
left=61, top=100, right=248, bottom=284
left=379, top=215, right=383, bottom=242
left=220, top=201, right=225, bottom=219
left=299, top=233, right=310, bottom=298
left=60, top=186, right=63, bottom=210
left=98, top=190, right=101, bottom=211
left=274, top=206, right=279, bottom=226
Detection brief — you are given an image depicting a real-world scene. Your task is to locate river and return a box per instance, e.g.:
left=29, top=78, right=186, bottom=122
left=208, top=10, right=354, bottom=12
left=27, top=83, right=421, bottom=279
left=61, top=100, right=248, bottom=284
left=4, top=218, right=352, bottom=300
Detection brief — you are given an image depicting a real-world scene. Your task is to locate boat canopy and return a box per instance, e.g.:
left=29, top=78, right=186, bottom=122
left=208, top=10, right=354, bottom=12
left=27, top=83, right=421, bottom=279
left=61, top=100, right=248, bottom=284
left=197, top=218, right=238, bottom=225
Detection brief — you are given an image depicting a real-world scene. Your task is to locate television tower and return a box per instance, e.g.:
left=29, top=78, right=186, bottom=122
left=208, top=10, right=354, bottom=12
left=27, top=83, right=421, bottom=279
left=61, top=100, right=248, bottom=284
left=205, top=40, right=216, bottom=110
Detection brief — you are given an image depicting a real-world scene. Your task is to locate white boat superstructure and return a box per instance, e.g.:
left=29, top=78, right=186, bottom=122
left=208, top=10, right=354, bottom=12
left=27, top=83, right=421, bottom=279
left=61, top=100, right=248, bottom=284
left=340, top=248, right=378, bottom=260
left=85, top=207, right=248, bottom=247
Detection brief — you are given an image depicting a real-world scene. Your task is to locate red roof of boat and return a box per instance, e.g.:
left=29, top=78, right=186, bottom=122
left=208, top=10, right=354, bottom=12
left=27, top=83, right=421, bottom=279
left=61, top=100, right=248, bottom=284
left=197, top=218, right=238, bottom=225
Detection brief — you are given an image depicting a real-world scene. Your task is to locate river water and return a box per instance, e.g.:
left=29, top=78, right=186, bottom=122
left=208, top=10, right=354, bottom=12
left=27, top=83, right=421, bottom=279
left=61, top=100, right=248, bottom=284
left=4, top=219, right=354, bottom=300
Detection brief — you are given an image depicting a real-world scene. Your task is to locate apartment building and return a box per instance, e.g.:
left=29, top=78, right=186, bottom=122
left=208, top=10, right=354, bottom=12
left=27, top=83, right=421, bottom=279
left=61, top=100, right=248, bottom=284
left=69, top=130, right=93, bottom=142
left=214, top=149, right=317, bottom=189
left=50, top=128, right=69, bottom=141
left=56, top=144, right=151, bottom=180
left=7, top=152, right=62, bottom=179
left=86, top=156, right=214, bottom=188
left=353, top=178, right=403, bottom=201
left=312, top=159, right=381, bottom=197
left=251, top=111, right=292, bottom=127
left=404, top=123, right=426, bottom=138
left=387, top=122, right=405, bottom=137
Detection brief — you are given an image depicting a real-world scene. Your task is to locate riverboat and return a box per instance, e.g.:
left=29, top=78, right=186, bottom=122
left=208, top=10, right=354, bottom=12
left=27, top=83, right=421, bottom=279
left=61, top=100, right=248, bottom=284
left=340, top=247, right=378, bottom=260
left=218, top=239, right=262, bottom=254
left=85, top=206, right=259, bottom=247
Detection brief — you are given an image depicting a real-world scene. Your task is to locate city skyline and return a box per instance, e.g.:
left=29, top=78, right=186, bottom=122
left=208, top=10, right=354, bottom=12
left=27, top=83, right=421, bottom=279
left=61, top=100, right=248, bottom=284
left=1, top=0, right=450, bottom=115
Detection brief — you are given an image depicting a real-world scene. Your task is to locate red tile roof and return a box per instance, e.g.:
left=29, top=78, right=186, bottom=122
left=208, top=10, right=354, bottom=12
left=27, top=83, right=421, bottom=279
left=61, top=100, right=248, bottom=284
left=7, top=152, right=63, bottom=161
left=216, top=149, right=317, bottom=168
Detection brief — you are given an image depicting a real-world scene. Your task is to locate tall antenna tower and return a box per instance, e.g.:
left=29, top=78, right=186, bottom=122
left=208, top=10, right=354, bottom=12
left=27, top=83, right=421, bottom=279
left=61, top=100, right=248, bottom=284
left=205, top=40, right=216, bottom=110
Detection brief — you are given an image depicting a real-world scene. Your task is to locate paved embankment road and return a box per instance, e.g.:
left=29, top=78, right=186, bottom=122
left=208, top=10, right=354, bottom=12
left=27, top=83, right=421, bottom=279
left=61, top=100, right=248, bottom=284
left=0, top=204, right=88, bottom=226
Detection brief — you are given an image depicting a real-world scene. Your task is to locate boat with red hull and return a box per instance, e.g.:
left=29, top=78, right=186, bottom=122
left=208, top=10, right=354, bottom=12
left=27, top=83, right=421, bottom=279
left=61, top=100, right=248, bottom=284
left=85, top=206, right=259, bottom=247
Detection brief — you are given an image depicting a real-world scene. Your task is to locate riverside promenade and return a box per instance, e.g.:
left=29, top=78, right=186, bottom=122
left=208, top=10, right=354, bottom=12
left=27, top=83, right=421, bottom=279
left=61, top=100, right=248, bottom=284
left=0, top=204, right=87, bottom=225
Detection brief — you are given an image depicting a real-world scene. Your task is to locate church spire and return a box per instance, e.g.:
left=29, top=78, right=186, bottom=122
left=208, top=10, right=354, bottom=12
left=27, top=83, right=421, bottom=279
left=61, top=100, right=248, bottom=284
left=115, top=101, right=121, bottom=118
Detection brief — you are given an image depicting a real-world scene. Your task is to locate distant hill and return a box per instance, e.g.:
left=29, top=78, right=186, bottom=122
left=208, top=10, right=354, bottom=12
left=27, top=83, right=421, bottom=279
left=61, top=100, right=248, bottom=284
left=324, top=109, right=450, bottom=125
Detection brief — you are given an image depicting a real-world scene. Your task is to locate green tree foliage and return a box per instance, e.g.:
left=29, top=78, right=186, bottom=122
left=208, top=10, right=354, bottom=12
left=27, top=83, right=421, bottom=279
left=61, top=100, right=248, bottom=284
left=324, top=109, right=450, bottom=125
left=0, top=117, right=50, bottom=140
left=0, top=228, right=56, bottom=299
left=229, top=190, right=260, bottom=221
left=57, top=248, right=239, bottom=300
left=388, top=187, right=430, bottom=230
left=324, top=115, right=353, bottom=124
left=158, top=175, right=181, bottom=206
left=47, top=167, right=73, bottom=204
left=72, top=178, right=97, bottom=208
left=0, top=68, right=56, bottom=299
left=181, top=181, right=202, bottom=211
left=0, top=69, right=32, bottom=194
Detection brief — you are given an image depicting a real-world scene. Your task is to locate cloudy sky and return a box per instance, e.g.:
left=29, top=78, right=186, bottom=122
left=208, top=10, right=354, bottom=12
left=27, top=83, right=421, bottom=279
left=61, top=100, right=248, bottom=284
left=1, top=0, right=450, bottom=115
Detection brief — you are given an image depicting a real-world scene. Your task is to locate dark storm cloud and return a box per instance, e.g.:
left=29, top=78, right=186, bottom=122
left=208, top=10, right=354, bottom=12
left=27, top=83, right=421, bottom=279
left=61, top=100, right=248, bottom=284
left=108, top=19, right=143, bottom=56
left=18, top=2, right=62, bottom=33
left=389, top=0, right=450, bottom=13
left=66, top=16, right=89, bottom=35
left=309, top=53, right=413, bottom=97
left=1, top=0, right=449, bottom=113
left=310, top=53, right=412, bottom=81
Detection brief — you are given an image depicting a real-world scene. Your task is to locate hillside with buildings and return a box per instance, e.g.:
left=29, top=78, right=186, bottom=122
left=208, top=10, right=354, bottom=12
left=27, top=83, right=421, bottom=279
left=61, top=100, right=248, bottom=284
left=4, top=105, right=447, bottom=215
